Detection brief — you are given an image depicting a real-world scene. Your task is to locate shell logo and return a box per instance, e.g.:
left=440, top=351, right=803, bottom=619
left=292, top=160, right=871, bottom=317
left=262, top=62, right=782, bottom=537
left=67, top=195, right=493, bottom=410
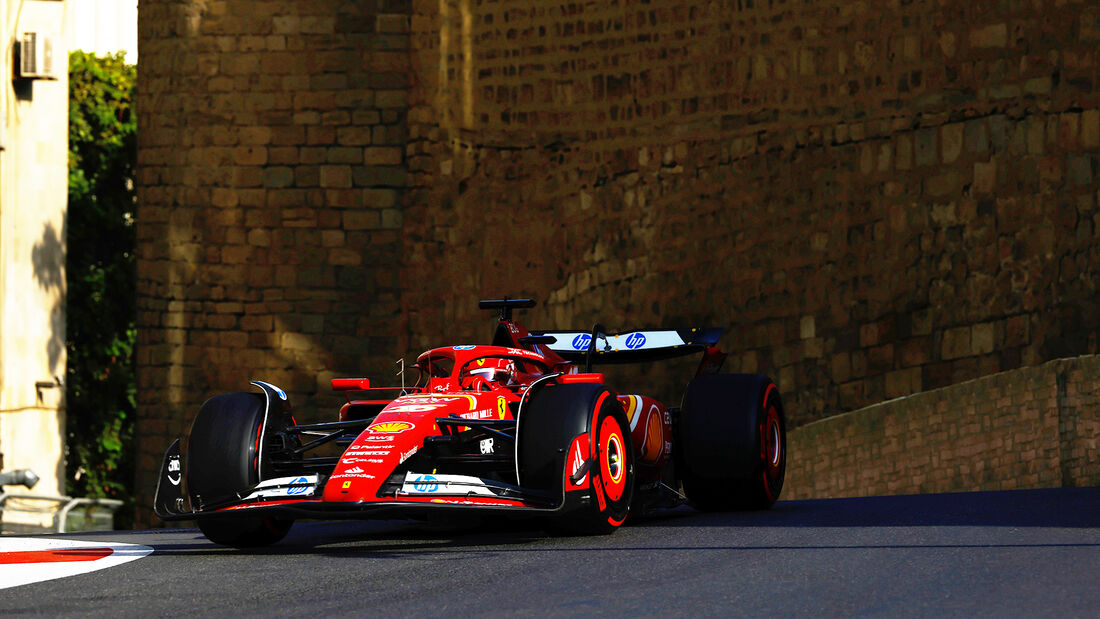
left=368, top=421, right=414, bottom=434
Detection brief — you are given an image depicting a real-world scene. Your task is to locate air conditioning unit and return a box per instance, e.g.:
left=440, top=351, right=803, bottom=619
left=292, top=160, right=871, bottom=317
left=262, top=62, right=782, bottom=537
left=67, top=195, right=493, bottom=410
left=16, top=32, right=56, bottom=80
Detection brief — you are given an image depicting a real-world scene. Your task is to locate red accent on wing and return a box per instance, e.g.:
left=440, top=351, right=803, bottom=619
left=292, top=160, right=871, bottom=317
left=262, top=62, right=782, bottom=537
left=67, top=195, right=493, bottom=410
left=558, top=374, right=606, bottom=384
left=332, top=378, right=371, bottom=391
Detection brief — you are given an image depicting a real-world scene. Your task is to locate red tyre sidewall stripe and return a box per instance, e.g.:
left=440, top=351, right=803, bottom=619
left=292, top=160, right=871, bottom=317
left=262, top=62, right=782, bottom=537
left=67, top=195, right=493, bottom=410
left=253, top=419, right=264, bottom=478
left=588, top=391, right=610, bottom=460
left=760, top=381, right=782, bottom=503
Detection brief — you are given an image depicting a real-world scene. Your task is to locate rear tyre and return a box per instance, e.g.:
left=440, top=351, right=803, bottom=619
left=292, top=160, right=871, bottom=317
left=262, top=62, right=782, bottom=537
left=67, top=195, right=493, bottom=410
left=678, top=374, right=786, bottom=510
left=519, top=383, right=634, bottom=535
left=186, top=392, right=293, bottom=547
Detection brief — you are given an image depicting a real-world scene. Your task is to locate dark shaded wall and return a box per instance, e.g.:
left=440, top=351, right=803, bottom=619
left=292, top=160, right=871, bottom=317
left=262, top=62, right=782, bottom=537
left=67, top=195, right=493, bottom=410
left=136, top=0, right=1100, bottom=520
left=402, top=0, right=1100, bottom=420
left=135, top=0, right=411, bottom=518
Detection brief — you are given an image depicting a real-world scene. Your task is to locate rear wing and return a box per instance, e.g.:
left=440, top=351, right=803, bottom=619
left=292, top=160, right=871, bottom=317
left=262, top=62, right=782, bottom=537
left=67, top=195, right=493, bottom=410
left=529, top=328, right=724, bottom=365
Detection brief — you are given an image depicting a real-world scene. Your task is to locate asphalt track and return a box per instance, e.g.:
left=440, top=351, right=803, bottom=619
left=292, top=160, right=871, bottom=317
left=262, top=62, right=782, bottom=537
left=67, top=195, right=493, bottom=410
left=3, top=487, right=1098, bottom=617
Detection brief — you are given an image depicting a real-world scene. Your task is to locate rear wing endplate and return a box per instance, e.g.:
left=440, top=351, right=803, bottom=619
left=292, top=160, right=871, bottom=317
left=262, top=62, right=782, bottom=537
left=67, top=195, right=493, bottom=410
left=529, top=328, right=724, bottom=364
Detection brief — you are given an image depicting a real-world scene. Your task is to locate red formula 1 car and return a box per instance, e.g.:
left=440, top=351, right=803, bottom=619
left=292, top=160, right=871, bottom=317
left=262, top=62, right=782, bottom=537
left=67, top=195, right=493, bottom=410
left=154, top=298, right=786, bottom=546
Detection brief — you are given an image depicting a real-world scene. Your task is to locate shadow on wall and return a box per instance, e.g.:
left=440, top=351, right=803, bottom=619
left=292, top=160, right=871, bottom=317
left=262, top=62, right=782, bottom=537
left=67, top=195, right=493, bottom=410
left=31, top=219, right=66, bottom=382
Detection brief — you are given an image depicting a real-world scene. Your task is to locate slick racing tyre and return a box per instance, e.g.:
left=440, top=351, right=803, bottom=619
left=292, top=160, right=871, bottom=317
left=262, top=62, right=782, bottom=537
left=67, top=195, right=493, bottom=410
left=186, top=392, right=293, bottom=547
left=519, top=382, right=635, bottom=535
left=678, top=374, right=786, bottom=510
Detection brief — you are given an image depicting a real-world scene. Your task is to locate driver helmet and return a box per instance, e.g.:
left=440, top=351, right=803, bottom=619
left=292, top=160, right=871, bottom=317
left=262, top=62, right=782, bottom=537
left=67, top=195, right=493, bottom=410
left=466, top=358, right=516, bottom=386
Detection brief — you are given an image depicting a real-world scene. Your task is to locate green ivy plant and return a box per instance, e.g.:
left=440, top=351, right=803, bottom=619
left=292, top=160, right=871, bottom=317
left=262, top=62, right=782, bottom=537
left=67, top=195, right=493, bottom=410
left=66, top=51, right=136, bottom=527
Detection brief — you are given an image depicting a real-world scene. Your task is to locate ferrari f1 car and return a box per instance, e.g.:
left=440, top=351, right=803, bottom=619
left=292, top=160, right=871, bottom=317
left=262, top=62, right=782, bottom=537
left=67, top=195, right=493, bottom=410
left=154, top=298, right=786, bottom=546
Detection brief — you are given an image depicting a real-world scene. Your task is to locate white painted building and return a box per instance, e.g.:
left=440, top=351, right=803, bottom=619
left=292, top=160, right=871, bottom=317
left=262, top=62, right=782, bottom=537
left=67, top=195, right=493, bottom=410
left=1, top=0, right=136, bottom=531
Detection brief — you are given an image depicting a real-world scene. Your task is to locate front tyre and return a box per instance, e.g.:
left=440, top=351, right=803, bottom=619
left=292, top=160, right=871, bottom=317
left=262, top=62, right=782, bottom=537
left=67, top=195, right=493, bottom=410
left=186, top=392, right=294, bottom=547
left=678, top=374, right=786, bottom=510
left=519, top=383, right=635, bottom=535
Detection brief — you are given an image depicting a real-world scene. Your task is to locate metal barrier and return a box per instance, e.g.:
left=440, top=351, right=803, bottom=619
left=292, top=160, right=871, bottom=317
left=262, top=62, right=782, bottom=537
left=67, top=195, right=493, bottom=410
left=0, top=492, right=123, bottom=534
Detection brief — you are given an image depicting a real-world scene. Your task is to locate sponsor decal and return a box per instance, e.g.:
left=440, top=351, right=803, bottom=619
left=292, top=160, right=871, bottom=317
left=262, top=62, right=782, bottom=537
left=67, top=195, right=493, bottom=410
left=342, top=458, right=385, bottom=464
left=243, top=474, right=319, bottom=499
left=342, top=481, right=352, bottom=489
left=624, top=332, right=647, bottom=349
left=572, top=333, right=592, bottom=350
left=497, top=396, right=508, bottom=419
left=453, top=345, right=476, bottom=350
left=331, top=472, right=376, bottom=480
left=508, top=323, right=519, bottom=334
left=385, top=403, right=444, bottom=413
left=460, top=408, right=498, bottom=420
left=412, top=475, right=439, bottom=493
left=166, top=455, right=181, bottom=486
left=286, top=476, right=310, bottom=495
left=368, top=421, right=414, bottom=433
left=344, top=448, right=390, bottom=456
left=640, top=404, right=665, bottom=463
left=342, top=456, right=385, bottom=464
left=393, top=394, right=477, bottom=410
left=346, top=466, right=365, bottom=474
left=365, top=435, right=394, bottom=442
left=593, top=475, right=607, bottom=511
left=399, top=446, right=418, bottom=464
left=399, top=473, right=505, bottom=497
left=480, top=438, right=494, bottom=454
left=253, top=380, right=288, bottom=400
left=567, top=436, right=588, bottom=488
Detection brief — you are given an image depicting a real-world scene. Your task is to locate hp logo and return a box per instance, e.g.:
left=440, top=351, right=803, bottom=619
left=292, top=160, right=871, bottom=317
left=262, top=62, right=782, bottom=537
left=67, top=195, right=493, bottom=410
left=413, top=475, right=439, bottom=493
left=624, top=333, right=647, bottom=349
left=287, top=476, right=310, bottom=495
left=572, top=334, right=592, bottom=350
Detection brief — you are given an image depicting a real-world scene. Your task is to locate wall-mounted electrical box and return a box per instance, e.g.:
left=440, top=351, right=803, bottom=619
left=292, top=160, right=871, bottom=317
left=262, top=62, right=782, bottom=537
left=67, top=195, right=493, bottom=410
left=15, top=32, right=57, bottom=80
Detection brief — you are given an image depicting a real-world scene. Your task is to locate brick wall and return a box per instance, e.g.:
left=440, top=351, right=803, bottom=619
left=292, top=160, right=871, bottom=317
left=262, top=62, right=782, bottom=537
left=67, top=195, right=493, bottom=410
left=135, top=0, right=411, bottom=518
left=403, top=0, right=1100, bottom=420
left=136, top=0, right=1100, bottom=522
left=784, top=355, right=1100, bottom=499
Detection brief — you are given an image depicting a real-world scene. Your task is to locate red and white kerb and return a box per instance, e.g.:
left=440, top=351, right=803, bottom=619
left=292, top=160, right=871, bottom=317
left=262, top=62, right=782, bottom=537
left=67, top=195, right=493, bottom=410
left=0, top=538, right=153, bottom=590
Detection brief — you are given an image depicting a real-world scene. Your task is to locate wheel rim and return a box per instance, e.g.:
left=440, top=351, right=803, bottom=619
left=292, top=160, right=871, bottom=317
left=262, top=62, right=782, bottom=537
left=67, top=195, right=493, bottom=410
left=761, top=400, right=785, bottom=503
left=766, top=415, right=781, bottom=467
left=599, top=416, right=627, bottom=502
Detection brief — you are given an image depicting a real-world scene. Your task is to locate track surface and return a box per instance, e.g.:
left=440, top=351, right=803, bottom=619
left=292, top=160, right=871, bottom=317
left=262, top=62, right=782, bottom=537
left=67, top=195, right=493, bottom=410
left=4, top=487, right=1098, bottom=617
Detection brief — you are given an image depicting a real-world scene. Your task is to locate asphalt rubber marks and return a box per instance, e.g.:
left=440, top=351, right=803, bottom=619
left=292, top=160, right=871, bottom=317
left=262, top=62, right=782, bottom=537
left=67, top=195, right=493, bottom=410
left=0, top=537, right=153, bottom=589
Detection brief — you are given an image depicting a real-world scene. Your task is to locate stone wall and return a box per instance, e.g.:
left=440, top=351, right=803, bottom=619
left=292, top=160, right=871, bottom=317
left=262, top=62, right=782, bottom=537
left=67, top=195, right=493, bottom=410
left=403, top=0, right=1100, bottom=422
left=136, top=0, right=1100, bottom=521
left=784, top=355, right=1100, bottom=499
left=135, top=0, right=412, bottom=516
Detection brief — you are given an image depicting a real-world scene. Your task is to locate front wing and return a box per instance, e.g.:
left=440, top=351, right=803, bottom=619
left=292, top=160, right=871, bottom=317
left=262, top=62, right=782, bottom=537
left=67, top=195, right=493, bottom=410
left=153, top=440, right=576, bottom=522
